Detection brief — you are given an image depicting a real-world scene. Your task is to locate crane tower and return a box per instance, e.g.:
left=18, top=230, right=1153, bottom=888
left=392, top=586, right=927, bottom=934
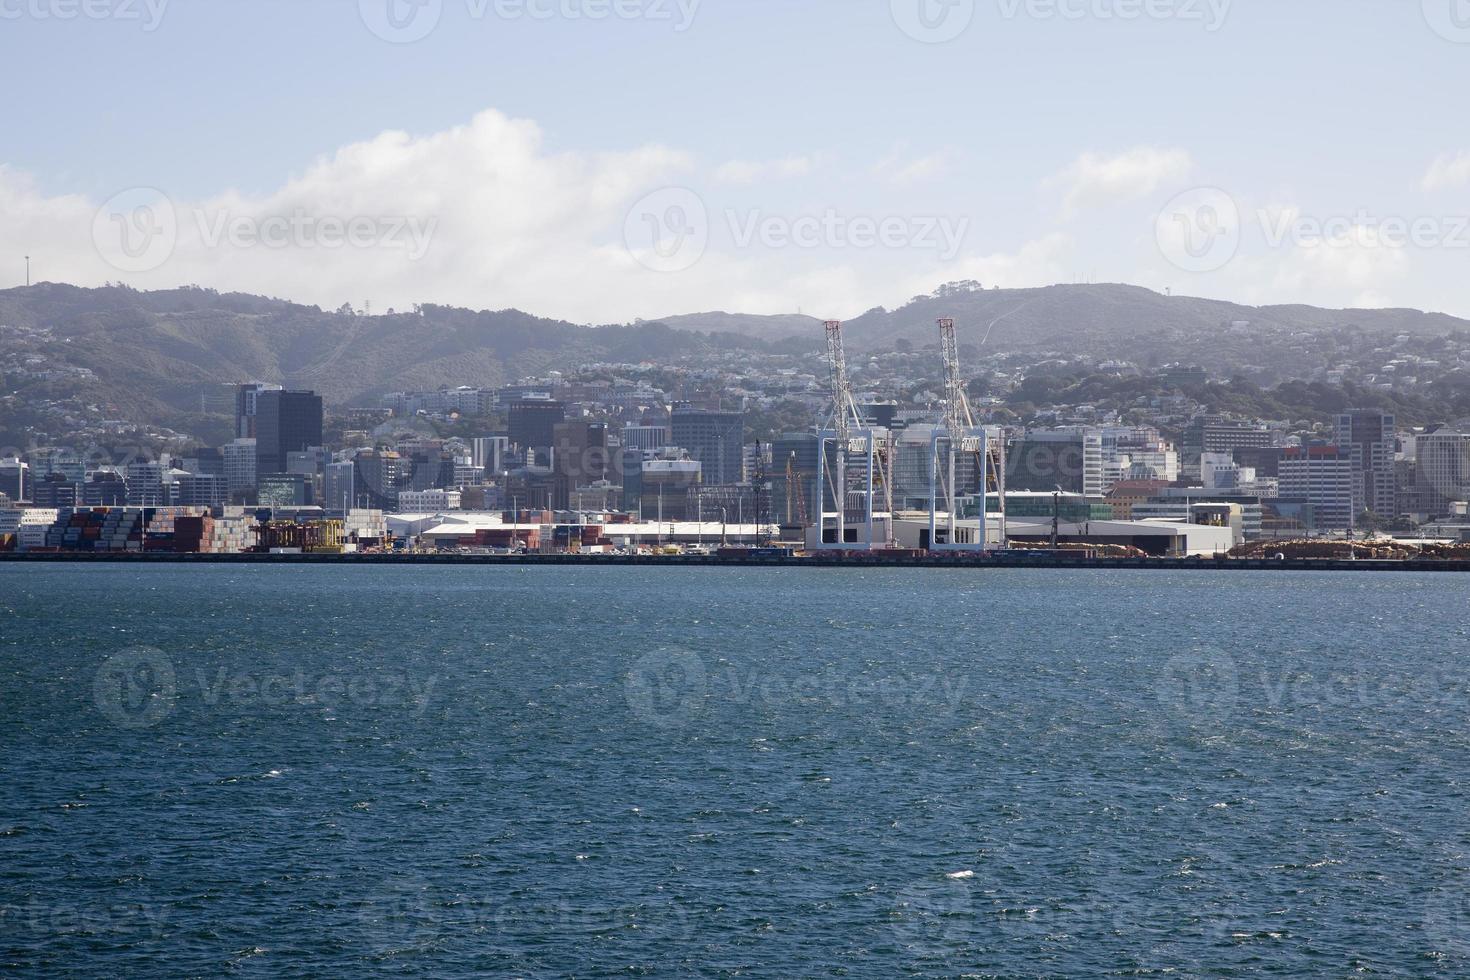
left=812, top=320, right=889, bottom=550
left=929, top=318, right=1006, bottom=551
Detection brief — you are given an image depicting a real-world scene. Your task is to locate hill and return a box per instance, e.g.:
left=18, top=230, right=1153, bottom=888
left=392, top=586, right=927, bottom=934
left=3, top=280, right=1467, bottom=450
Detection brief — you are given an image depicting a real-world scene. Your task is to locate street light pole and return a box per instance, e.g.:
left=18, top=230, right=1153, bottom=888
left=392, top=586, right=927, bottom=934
left=1052, top=486, right=1062, bottom=551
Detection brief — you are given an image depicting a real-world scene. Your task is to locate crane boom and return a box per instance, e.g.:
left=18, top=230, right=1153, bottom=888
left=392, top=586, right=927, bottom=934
left=939, top=318, right=974, bottom=435
left=825, top=320, right=862, bottom=446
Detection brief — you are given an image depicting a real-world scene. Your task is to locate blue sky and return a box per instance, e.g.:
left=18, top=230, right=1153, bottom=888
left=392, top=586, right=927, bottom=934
left=2, top=0, right=1468, bottom=322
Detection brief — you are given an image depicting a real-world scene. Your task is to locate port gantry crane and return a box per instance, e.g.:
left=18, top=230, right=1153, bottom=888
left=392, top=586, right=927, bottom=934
left=813, top=319, right=891, bottom=550
left=930, top=317, right=1005, bottom=551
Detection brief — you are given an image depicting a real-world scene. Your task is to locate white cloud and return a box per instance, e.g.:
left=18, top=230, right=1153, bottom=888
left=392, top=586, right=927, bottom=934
left=1050, top=147, right=1193, bottom=215
left=1, top=110, right=1050, bottom=324
left=873, top=146, right=957, bottom=186
left=3, top=110, right=717, bottom=323
left=713, top=156, right=815, bottom=185
left=1421, top=151, right=1470, bottom=192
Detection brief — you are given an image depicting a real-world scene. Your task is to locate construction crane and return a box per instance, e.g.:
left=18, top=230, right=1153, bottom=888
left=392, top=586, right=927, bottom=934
left=814, top=319, right=896, bottom=550
left=786, top=451, right=808, bottom=528
left=825, top=320, right=861, bottom=547
left=933, top=318, right=1005, bottom=550
left=750, top=440, right=772, bottom=547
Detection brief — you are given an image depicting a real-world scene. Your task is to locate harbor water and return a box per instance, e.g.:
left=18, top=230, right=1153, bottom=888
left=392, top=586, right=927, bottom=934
left=3, top=564, right=1470, bottom=977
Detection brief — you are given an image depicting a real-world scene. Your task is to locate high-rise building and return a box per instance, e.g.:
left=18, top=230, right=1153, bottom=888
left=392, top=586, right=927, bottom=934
left=770, top=432, right=819, bottom=525
left=255, top=390, right=324, bottom=478
left=1201, top=423, right=1277, bottom=455
left=351, top=450, right=410, bottom=510
left=0, top=457, right=27, bottom=502
left=1007, top=429, right=1103, bottom=497
left=671, top=405, right=744, bottom=486
left=1415, top=427, right=1470, bottom=517
left=508, top=399, right=565, bottom=461
left=222, top=439, right=258, bottom=494
left=181, top=447, right=225, bottom=478
left=172, top=473, right=227, bottom=507
left=258, top=473, right=314, bottom=508
left=323, top=461, right=357, bottom=514
left=125, top=460, right=170, bottom=507
left=622, top=424, right=669, bottom=452
left=471, top=436, right=510, bottom=475
left=622, top=449, right=701, bottom=520
left=1279, top=446, right=1356, bottom=531
left=32, top=449, right=87, bottom=484
left=552, top=421, right=610, bottom=510
left=235, top=381, right=283, bottom=439
left=1334, top=410, right=1397, bottom=519
left=33, top=472, right=79, bottom=509
left=890, top=424, right=981, bottom=511
left=83, top=470, right=127, bottom=507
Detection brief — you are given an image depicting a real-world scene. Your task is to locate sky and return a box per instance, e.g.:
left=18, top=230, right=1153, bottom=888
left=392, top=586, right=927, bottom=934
left=1, top=0, right=1468, bottom=324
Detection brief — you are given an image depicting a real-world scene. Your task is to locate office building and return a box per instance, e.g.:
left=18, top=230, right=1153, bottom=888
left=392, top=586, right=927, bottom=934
left=1416, top=427, right=1470, bottom=517
left=258, top=473, right=314, bottom=508
left=1007, top=429, right=1104, bottom=497
left=1201, top=424, right=1277, bottom=455
left=235, top=382, right=283, bottom=439
left=125, top=460, right=170, bottom=507
left=173, top=473, right=227, bottom=508
left=623, top=449, right=702, bottom=521
left=1334, top=410, right=1396, bottom=519
left=508, top=399, right=565, bottom=459
left=622, top=424, right=670, bottom=452
left=0, top=458, right=27, bottom=502
left=83, top=470, right=127, bottom=507
left=771, top=432, right=820, bottom=526
left=552, top=421, right=610, bottom=509
left=397, top=489, right=463, bottom=513
left=1279, top=446, right=1356, bottom=531
left=323, top=461, right=357, bottom=514
left=671, top=405, right=744, bottom=486
left=255, top=390, right=324, bottom=479
left=222, top=439, right=258, bottom=494
left=350, top=450, right=410, bottom=511
left=471, top=436, right=510, bottom=475
left=33, top=472, right=78, bottom=509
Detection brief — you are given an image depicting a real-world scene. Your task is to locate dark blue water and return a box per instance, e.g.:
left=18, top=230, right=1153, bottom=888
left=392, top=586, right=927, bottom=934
left=4, top=565, right=1470, bottom=977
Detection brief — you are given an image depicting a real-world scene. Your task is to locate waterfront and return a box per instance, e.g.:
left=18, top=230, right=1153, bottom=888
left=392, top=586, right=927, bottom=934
left=4, top=565, right=1470, bottom=976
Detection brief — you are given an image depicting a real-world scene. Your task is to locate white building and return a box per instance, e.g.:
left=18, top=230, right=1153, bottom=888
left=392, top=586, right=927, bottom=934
left=1416, top=428, right=1470, bottom=516
left=223, top=439, right=257, bottom=493
left=396, top=489, right=462, bottom=513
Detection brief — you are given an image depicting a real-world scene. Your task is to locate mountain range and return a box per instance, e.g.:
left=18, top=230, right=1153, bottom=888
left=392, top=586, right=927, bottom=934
left=2, top=280, right=1467, bottom=447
